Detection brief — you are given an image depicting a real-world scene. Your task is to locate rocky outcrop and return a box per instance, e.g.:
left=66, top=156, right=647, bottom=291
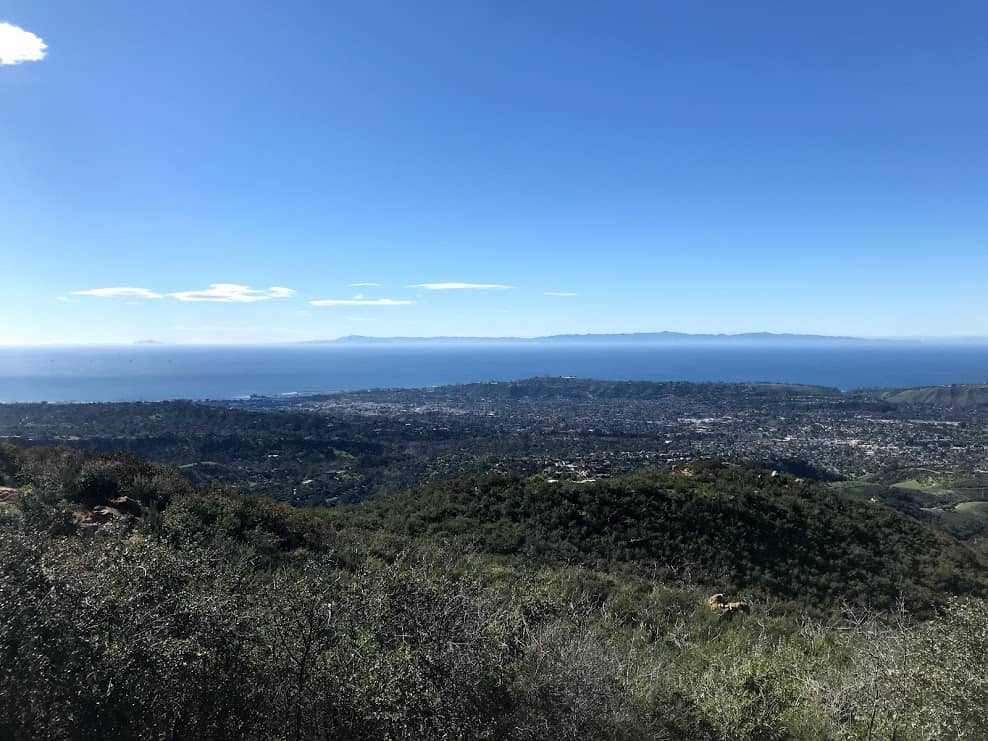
left=707, top=593, right=750, bottom=617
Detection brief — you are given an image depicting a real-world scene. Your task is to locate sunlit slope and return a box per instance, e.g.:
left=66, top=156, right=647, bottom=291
left=883, top=384, right=988, bottom=408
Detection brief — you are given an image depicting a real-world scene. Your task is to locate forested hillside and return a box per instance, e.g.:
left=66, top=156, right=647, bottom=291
left=331, top=463, right=986, bottom=611
left=3, top=442, right=988, bottom=739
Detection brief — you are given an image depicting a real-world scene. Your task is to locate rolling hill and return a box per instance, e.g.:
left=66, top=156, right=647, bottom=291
left=882, top=384, right=988, bottom=408
left=329, top=462, right=987, bottom=610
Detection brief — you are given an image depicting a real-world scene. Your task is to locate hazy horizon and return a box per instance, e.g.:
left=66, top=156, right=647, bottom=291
left=4, top=329, right=988, bottom=349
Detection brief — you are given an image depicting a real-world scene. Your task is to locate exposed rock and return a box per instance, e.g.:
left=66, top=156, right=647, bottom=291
left=707, top=592, right=751, bottom=618
left=110, top=495, right=141, bottom=514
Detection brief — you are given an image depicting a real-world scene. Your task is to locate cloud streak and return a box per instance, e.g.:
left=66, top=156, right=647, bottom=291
left=349, top=282, right=381, bottom=287
left=73, top=287, right=163, bottom=299
left=310, top=298, right=415, bottom=307
left=168, top=284, right=295, bottom=303
left=544, top=291, right=578, bottom=297
left=409, top=282, right=511, bottom=291
left=0, top=22, right=47, bottom=65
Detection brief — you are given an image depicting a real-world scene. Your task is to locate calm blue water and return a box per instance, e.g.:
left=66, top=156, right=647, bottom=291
left=1, top=343, right=987, bottom=403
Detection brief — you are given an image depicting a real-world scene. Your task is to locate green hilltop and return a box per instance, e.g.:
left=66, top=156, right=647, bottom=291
left=329, top=462, right=986, bottom=611
left=881, top=383, right=988, bottom=408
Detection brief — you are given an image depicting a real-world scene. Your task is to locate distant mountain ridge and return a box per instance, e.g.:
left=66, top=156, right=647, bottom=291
left=306, top=331, right=893, bottom=345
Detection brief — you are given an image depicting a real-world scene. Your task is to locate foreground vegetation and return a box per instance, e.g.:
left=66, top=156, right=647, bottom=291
left=2, top=442, right=988, bottom=739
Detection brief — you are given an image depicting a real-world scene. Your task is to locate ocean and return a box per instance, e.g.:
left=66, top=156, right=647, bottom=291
left=1, top=343, right=987, bottom=403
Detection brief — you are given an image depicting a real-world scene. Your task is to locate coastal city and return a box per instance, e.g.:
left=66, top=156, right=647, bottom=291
left=223, top=378, right=988, bottom=482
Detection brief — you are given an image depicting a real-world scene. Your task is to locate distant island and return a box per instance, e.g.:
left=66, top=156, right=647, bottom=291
left=302, top=331, right=905, bottom=345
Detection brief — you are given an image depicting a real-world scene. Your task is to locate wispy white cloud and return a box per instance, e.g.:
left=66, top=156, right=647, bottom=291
left=309, top=298, right=415, bottom=307
left=72, top=283, right=296, bottom=303
left=409, top=282, right=512, bottom=291
left=544, top=291, right=578, bottom=297
left=0, top=22, right=46, bottom=65
left=73, top=287, right=163, bottom=299
left=55, top=296, right=70, bottom=303
left=349, top=282, right=381, bottom=287
left=168, top=284, right=295, bottom=303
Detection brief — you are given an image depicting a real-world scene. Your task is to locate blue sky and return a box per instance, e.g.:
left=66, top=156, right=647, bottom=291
left=2, top=1, right=987, bottom=344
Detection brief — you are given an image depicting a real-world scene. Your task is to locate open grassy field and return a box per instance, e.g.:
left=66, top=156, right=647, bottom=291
left=893, top=479, right=934, bottom=491
left=955, top=501, right=988, bottom=514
